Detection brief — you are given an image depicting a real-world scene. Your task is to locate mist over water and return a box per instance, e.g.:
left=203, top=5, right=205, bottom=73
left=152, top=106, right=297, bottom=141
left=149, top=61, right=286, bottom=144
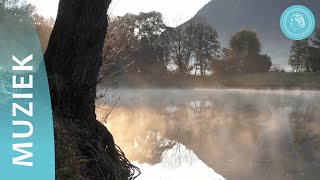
left=97, top=89, right=320, bottom=180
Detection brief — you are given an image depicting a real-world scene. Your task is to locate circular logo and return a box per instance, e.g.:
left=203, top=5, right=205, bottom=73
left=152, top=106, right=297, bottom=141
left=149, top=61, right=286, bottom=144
left=280, top=5, right=315, bottom=40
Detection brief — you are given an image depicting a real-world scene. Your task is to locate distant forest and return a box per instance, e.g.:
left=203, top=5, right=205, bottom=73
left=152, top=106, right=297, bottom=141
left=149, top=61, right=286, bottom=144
left=36, top=11, right=320, bottom=86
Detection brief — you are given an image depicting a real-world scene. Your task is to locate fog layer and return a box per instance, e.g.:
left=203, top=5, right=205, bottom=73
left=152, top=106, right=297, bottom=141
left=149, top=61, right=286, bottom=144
left=97, top=89, right=320, bottom=180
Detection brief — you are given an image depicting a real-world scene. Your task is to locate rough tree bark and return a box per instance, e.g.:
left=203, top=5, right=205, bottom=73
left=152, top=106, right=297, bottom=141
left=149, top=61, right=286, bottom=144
left=44, top=0, right=139, bottom=179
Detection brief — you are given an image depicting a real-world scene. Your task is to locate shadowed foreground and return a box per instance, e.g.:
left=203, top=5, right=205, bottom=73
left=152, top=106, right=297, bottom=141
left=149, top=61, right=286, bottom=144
left=43, top=0, right=139, bottom=179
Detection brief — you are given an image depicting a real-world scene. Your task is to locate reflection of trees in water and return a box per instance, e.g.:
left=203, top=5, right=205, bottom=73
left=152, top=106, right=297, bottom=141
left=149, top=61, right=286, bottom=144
left=160, top=97, right=320, bottom=180
left=165, top=99, right=227, bottom=150
left=289, top=104, right=315, bottom=144
left=251, top=103, right=320, bottom=180
left=164, top=98, right=263, bottom=156
left=166, top=103, right=193, bottom=146
left=132, top=131, right=175, bottom=164
left=107, top=90, right=320, bottom=179
left=287, top=104, right=320, bottom=179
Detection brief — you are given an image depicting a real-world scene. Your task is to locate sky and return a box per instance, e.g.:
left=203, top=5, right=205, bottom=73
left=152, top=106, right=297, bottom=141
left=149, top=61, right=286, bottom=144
left=27, top=0, right=211, bottom=27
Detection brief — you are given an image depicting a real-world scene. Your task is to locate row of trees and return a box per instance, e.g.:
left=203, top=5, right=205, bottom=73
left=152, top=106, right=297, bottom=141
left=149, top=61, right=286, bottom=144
left=102, top=12, right=272, bottom=79
left=34, top=11, right=274, bottom=80
left=164, top=17, right=220, bottom=75
left=289, top=28, right=320, bottom=72
left=34, top=11, right=320, bottom=87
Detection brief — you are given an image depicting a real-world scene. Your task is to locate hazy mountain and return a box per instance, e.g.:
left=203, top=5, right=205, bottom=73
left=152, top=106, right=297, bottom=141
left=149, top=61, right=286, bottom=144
left=193, top=0, right=320, bottom=68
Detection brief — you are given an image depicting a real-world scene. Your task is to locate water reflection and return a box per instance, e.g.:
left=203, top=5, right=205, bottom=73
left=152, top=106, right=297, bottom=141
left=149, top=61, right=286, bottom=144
left=97, top=89, right=320, bottom=180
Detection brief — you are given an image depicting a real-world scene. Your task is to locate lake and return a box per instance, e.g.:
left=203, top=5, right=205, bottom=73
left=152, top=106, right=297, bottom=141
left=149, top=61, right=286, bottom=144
left=97, top=89, right=320, bottom=180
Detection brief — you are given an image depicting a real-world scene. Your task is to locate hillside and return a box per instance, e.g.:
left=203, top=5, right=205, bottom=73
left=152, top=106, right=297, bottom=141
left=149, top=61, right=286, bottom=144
left=193, top=0, right=320, bottom=67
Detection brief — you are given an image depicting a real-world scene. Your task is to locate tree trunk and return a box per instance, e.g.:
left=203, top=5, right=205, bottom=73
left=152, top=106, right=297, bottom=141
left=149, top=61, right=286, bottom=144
left=45, top=0, right=109, bottom=121
left=44, top=0, right=139, bottom=179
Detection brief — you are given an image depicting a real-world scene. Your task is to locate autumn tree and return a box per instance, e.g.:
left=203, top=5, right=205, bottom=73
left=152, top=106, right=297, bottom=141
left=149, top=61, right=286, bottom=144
left=191, top=17, right=220, bottom=76
left=163, top=23, right=194, bottom=74
left=183, top=22, right=196, bottom=73
left=212, top=47, right=233, bottom=74
left=100, top=14, right=138, bottom=86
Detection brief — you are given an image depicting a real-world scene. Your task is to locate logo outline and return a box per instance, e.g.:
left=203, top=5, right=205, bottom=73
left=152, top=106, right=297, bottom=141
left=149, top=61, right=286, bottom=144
left=280, top=5, right=315, bottom=40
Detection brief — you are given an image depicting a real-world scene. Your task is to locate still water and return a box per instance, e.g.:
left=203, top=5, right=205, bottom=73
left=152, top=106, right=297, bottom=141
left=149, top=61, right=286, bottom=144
left=97, top=89, right=320, bottom=180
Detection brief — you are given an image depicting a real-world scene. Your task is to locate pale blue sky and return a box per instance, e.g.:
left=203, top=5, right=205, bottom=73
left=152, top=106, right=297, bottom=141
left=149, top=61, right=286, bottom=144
left=27, top=0, right=211, bottom=27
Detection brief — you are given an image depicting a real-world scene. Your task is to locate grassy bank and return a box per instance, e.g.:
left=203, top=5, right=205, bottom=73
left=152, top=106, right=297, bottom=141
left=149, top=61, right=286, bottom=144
left=120, top=72, right=320, bottom=90
left=217, top=72, right=320, bottom=90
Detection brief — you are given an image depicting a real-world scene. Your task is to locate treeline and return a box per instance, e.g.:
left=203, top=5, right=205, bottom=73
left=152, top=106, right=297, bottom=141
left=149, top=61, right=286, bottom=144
left=34, top=10, right=320, bottom=86
left=289, top=28, right=320, bottom=72
left=101, top=11, right=272, bottom=84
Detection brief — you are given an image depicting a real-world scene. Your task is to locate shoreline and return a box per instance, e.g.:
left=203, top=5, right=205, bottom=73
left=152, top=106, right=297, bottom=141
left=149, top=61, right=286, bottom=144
left=100, top=72, right=320, bottom=91
left=99, top=85, right=320, bottom=91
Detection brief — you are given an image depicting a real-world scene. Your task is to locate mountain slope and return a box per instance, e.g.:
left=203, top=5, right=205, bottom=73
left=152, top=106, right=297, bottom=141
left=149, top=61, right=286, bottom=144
left=194, top=0, right=320, bottom=67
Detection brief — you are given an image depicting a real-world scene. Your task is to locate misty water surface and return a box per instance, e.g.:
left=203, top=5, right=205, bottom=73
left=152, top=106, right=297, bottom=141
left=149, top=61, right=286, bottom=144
left=97, top=89, right=320, bottom=180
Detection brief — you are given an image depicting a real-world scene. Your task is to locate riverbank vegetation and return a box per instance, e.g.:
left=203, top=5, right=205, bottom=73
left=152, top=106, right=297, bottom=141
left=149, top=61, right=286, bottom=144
left=34, top=10, right=320, bottom=90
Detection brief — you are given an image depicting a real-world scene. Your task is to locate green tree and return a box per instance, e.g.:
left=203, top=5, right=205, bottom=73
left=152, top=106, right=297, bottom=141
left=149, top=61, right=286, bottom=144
left=136, top=37, right=160, bottom=74
left=230, top=30, right=262, bottom=72
left=221, top=30, right=271, bottom=73
left=245, top=54, right=272, bottom=73
left=135, top=11, right=166, bottom=49
left=134, top=11, right=168, bottom=74
left=289, top=39, right=309, bottom=72
left=230, top=30, right=261, bottom=57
